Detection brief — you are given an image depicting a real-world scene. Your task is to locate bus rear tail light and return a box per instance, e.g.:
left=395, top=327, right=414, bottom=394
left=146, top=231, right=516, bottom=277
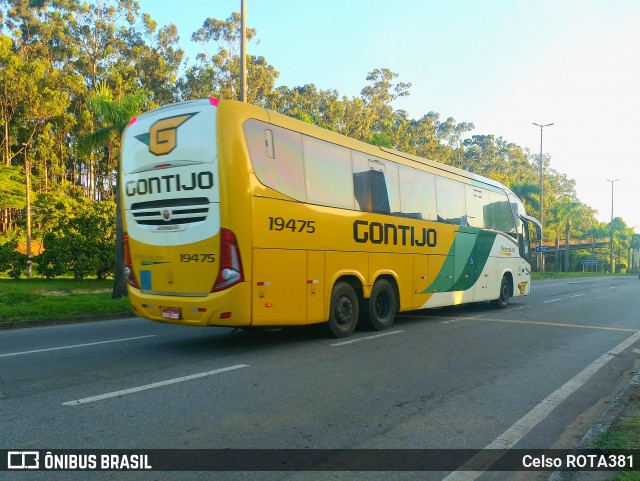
left=123, top=232, right=139, bottom=289
left=213, top=228, right=244, bottom=292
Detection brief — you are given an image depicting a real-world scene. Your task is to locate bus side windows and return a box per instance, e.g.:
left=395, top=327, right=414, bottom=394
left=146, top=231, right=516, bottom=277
left=485, top=192, right=516, bottom=234
left=436, top=177, right=467, bottom=226
left=303, top=136, right=354, bottom=209
left=352, top=152, right=398, bottom=215
left=465, top=186, right=486, bottom=228
left=244, top=120, right=306, bottom=201
left=353, top=170, right=391, bottom=214
left=398, top=165, right=436, bottom=221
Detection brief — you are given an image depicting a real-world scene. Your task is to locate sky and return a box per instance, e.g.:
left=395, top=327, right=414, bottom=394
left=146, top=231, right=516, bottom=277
left=138, top=0, right=640, bottom=234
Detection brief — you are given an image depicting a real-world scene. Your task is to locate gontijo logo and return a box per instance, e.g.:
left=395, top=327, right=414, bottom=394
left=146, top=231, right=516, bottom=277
left=135, top=113, right=197, bottom=156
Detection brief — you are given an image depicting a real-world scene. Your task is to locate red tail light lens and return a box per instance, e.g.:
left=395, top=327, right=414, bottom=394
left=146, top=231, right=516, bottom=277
left=213, top=228, right=244, bottom=292
left=123, top=232, right=139, bottom=289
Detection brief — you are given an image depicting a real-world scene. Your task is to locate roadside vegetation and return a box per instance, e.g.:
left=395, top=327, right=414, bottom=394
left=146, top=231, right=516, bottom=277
left=0, top=278, right=131, bottom=325
left=530, top=271, right=637, bottom=280
left=592, top=393, right=640, bottom=481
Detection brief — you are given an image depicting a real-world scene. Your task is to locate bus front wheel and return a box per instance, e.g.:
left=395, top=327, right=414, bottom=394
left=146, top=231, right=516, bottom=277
left=364, top=279, right=397, bottom=331
left=491, top=275, right=511, bottom=309
left=327, top=282, right=359, bottom=338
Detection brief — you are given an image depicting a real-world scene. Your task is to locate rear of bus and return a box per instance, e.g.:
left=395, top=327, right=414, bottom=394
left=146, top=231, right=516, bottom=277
left=120, top=99, right=250, bottom=326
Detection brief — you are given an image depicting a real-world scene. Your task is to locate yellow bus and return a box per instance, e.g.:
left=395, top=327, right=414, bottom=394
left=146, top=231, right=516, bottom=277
left=120, top=98, right=541, bottom=337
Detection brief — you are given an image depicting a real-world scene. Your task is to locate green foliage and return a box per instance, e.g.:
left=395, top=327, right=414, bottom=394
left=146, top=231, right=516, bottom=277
left=0, top=165, right=26, bottom=208
left=35, top=198, right=116, bottom=280
left=368, top=132, right=393, bottom=148
left=509, top=182, right=540, bottom=213
left=0, top=278, right=131, bottom=323
left=0, top=239, right=26, bottom=279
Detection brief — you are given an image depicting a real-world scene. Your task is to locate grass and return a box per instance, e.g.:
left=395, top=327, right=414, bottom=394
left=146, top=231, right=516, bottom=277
left=0, top=278, right=132, bottom=325
left=592, top=394, right=640, bottom=480
left=531, top=271, right=636, bottom=280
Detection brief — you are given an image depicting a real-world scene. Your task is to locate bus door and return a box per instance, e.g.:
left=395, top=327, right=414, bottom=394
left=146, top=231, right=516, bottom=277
left=519, top=214, right=542, bottom=263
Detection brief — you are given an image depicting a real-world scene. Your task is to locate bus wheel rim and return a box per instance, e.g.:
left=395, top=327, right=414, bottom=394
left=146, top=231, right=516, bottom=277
left=335, top=295, right=353, bottom=325
left=375, top=292, right=390, bottom=319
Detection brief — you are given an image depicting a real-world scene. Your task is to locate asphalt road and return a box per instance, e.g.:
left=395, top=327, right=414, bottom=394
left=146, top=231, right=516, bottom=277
left=2, top=276, right=640, bottom=481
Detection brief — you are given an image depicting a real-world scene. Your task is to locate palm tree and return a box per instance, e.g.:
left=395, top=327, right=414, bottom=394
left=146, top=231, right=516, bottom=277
left=80, top=83, right=149, bottom=298
left=549, top=199, right=583, bottom=272
left=509, top=181, right=540, bottom=215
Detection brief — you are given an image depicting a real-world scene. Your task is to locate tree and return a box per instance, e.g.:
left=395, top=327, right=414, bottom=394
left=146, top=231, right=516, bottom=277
left=178, top=12, right=278, bottom=104
left=109, top=12, right=184, bottom=106
left=360, top=68, right=410, bottom=147
left=509, top=182, right=540, bottom=214
left=548, top=199, right=585, bottom=271
left=80, top=82, right=148, bottom=297
left=36, top=198, right=116, bottom=279
left=0, top=165, right=25, bottom=209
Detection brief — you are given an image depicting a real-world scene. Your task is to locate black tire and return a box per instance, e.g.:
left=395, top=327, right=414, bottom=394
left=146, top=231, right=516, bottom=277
left=327, top=282, right=359, bottom=338
left=363, top=279, right=397, bottom=331
left=491, top=275, right=510, bottom=309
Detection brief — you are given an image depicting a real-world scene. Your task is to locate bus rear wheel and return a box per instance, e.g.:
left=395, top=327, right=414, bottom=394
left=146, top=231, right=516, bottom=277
left=491, top=275, right=510, bottom=309
left=327, top=282, right=359, bottom=338
left=363, top=279, right=397, bottom=331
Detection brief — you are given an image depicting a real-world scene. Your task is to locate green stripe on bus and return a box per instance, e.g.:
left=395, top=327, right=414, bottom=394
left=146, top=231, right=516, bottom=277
left=421, top=230, right=497, bottom=294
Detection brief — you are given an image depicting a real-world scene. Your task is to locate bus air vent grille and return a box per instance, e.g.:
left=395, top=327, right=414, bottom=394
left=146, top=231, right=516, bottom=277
left=131, top=197, right=209, bottom=226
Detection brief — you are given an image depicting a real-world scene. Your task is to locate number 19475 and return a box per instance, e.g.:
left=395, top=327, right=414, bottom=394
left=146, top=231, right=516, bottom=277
left=268, top=217, right=316, bottom=233
left=179, top=253, right=215, bottom=262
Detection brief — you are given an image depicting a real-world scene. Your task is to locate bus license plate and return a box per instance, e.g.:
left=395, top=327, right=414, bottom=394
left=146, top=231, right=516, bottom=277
left=162, top=308, right=182, bottom=320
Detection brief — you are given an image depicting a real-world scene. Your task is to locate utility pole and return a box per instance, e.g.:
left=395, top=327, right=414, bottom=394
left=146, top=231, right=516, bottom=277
left=532, top=122, right=553, bottom=272
left=606, top=179, right=619, bottom=273
left=240, top=0, right=247, bottom=102
left=22, top=142, right=32, bottom=278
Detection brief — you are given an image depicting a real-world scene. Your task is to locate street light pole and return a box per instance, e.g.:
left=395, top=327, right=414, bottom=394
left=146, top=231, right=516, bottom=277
left=22, top=142, right=32, bottom=279
left=532, top=122, right=553, bottom=272
left=607, top=179, right=619, bottom=273
left=240, top=0, right=247, bottom=102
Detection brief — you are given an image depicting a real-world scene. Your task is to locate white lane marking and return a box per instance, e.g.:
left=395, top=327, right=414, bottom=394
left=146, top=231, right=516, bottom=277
left=330, top=330, right=404, bottom=347
left=570, top=294, right=586, bottom=298
left=62, top=364, right=250, bottom=406
left=0, top=335, right=157, bottom=358
left=543, top=298, right=562, bottom=304
left=443, top=330, right=640, bottom=481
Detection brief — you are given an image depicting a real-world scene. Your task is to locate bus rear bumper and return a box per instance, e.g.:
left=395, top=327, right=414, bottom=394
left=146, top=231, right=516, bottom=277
left=127, top=283, right=252, bottom=327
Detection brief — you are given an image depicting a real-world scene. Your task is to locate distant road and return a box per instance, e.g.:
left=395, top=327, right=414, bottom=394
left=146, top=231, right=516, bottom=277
left=2, top=276, right=639, bottom=480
